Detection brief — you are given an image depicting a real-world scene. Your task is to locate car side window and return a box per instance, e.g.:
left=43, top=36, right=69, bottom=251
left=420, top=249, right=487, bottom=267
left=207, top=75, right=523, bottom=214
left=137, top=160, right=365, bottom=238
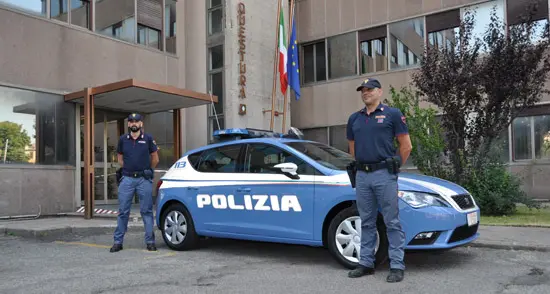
left=244, top=143, right=316, bottom=175
left=196, top=144, right=241, bottom=173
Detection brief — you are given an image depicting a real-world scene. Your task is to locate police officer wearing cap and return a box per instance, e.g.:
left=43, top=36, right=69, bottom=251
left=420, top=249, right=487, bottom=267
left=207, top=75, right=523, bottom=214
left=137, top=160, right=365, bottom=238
left=110, top=113, right=159, bottom=252
left=346, top=78, right=412, bottom=282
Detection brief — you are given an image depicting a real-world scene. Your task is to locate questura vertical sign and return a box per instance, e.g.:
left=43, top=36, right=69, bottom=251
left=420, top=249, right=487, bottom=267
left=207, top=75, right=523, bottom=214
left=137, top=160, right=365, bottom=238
left=238, top=2, right=246, bottom=99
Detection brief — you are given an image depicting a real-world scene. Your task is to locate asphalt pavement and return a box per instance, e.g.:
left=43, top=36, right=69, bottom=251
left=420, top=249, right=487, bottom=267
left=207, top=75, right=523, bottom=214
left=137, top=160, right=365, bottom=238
left=1, top=232, right=549, bottom=294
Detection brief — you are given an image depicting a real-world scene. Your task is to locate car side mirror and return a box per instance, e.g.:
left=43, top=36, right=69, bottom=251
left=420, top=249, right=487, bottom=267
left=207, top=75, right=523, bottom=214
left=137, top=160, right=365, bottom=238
left=274, top=162, right=300, bottom=179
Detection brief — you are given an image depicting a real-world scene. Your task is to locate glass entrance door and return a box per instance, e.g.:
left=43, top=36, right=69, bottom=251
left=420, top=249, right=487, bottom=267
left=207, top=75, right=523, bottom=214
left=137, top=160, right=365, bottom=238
left=80, top=107, right=129, bottom=205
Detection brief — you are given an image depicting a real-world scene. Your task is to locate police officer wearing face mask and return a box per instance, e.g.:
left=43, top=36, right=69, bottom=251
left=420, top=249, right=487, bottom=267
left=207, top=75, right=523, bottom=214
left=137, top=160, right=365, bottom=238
left=110, top=113, right=159, bottom=252
left=346, top=78, right=412, bottom=283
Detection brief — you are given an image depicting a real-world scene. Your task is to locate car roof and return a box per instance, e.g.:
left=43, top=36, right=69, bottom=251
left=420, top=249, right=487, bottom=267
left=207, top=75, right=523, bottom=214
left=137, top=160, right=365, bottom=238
left=182, top=137, right=314, bottom=155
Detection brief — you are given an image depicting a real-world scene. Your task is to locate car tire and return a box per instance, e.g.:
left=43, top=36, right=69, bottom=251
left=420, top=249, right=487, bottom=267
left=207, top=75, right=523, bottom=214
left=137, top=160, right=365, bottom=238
left=327, top=206, right=389, bottom=269
left=160, top=202, right=200, bottom=251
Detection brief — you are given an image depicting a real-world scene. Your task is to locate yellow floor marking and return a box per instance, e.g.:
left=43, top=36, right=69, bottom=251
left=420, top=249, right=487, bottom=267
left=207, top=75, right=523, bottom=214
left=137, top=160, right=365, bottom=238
left=54, top=241, right=111, bottom=249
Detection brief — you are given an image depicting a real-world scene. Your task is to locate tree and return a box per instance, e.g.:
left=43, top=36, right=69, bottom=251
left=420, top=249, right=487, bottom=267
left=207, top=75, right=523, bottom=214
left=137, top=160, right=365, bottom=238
left=0, top=121, right=32, bottom=163
left=411, top=0, right=550, bottom=183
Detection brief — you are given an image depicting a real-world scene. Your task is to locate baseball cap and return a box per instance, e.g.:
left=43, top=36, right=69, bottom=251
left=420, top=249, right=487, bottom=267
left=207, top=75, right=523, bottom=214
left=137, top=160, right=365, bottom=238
left=356, top=78, right=382, bottom=91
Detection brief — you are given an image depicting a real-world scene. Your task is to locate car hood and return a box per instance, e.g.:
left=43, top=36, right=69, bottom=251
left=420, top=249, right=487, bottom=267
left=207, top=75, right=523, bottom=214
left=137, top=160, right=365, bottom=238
left=330, top=171, right=469, bottom=197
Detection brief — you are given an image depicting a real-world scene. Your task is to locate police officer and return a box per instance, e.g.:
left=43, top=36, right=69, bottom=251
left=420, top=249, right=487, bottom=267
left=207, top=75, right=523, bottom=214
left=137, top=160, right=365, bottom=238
left=346, top=78, right=412, bottom=283
left=110, top=113, right=159, bottom=252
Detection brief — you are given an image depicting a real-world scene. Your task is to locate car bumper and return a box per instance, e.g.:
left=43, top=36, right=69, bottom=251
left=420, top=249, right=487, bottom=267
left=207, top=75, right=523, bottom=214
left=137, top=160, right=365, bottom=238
left=402, top=206, right=480, bottom=250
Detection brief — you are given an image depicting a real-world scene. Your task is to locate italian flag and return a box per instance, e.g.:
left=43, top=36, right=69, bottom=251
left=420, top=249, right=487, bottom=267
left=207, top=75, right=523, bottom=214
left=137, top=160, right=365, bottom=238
left=278, top=8, right=288, bottom=95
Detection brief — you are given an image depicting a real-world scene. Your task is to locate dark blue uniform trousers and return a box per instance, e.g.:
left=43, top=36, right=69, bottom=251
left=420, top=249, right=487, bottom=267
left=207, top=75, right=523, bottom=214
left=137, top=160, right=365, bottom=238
left=356, top=169, right=405, bottom=270
left=113, top=176, right=155, bottom=245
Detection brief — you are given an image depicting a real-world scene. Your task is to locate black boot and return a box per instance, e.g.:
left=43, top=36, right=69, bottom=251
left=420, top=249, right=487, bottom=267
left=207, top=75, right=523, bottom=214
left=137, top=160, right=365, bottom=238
left=146, top=243, right=157, bottom=251
left=109, top=244, right=123, bottom=253
left=348, top=265, right=375, bottom=278
left=386, top=269, right=404, bottom=283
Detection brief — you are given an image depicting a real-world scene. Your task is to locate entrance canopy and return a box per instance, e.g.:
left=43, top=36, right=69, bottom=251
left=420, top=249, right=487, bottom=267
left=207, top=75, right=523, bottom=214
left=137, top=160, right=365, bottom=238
left=67, top=79, right=217, bottom=219
left=64, top=79, right=217, bottom=113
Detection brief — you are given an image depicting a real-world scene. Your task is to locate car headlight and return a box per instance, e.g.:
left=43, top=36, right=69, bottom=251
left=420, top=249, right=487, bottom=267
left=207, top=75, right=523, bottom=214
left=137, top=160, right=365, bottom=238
left=398, top=191, right=450, bottom=208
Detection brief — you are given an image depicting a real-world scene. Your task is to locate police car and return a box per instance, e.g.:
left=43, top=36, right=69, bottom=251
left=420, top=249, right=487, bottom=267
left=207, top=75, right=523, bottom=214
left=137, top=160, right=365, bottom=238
left=156, top=128, right=480, bottom=269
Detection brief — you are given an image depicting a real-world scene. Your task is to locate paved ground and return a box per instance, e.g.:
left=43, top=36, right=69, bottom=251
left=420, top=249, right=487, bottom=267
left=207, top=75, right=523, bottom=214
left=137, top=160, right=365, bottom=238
left=1, top=231, right=550, bottom=294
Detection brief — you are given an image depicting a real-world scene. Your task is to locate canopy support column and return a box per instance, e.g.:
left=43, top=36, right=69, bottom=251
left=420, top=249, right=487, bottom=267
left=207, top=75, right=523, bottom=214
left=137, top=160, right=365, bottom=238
left=173, top=109, right=182, bottom=160
left=83, top=88, right=95, bottom=219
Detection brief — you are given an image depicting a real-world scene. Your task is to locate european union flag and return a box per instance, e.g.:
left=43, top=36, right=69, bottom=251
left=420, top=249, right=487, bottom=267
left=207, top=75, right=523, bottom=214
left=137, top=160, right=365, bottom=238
left=287, top=15, right=301, bottom=100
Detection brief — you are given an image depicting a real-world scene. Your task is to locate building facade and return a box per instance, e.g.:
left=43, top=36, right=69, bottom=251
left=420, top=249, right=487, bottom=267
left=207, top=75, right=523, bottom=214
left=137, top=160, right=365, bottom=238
left=1, top=0, right=548, bottom=218
left=291, top=0, right=550, bottom=201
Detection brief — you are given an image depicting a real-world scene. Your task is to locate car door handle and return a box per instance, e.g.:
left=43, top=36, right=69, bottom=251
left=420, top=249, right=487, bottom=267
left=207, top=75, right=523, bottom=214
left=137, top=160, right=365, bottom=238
left=237, top=187, right=251, bottom=192
left=187, top=186, right=198, bottom=191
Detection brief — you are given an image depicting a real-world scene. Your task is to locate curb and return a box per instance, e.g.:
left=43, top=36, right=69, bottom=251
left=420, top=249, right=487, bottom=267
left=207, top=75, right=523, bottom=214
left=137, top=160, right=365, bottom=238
left=470, top=241, right=550, bottom=252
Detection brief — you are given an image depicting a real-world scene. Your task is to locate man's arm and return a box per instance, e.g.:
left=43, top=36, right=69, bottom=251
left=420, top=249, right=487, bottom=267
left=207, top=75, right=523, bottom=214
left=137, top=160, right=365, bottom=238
left=149, top=135, right=159, bottom=169
left=117, top=154, right=124, bottom=167
left=393, top=110, right=412, bottom=166
left=396, top=134, right=412, bottom=166
left=116, top=137, right=124, bottom=167
left=348, top=140, right=355, bottom=156
left=346, top=113, right=356, bottom=157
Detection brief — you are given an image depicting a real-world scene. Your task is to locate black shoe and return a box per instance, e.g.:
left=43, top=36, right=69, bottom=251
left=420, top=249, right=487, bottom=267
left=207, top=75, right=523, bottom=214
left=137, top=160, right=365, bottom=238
left=146, top=244, right=157, bottom=251
left=348, top=265, right=375, bottom=278
left=110, top=244, right=123, bottom=252
left=386, top=269, right=404, bottom=283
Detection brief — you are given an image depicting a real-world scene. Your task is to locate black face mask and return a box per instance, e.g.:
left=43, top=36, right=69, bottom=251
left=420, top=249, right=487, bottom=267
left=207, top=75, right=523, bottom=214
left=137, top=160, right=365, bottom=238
left=129, top=126, right=140, bottom=133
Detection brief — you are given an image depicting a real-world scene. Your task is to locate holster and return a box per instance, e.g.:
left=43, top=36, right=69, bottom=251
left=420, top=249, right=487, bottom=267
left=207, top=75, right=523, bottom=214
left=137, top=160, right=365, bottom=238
left=346, top=161, right=357, bottom=188
left=116, top=168, right=123, bottom=184
left=143, top=168, right=154, bottom=180
left=386, top=156, right=401, bottom=175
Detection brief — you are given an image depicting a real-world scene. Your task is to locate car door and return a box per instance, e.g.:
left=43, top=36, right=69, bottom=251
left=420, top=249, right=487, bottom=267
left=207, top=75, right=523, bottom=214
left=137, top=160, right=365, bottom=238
left=231, top=142, right=316, bottom=241
left=189, top=143, right=245, bottom=233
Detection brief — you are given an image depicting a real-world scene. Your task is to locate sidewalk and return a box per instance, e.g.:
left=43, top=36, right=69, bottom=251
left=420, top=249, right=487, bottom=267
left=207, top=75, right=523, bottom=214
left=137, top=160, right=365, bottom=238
left=1, top=216, right=550, bottom=252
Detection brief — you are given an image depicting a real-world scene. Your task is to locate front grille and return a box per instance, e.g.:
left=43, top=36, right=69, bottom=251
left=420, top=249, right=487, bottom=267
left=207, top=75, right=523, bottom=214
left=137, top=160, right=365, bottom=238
left=448, top=223, right=478, bottom=243
left=451, top=194, right=475, bottom=209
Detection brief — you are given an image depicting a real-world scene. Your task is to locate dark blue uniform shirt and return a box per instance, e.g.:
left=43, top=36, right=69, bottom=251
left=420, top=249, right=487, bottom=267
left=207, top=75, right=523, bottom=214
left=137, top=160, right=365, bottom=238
left=117, top=132, right=158, bottom=174
left=346, top=103, right=408, bottom=164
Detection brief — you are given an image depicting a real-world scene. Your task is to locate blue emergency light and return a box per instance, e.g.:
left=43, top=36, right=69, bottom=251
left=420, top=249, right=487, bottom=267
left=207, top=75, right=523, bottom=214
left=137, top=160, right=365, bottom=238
left=212, top=127, right=304, bottom=142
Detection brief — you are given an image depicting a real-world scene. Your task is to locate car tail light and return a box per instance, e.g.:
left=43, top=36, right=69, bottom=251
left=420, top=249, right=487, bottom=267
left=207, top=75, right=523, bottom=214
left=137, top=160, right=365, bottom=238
left=156, top=180, right=163, bottom=193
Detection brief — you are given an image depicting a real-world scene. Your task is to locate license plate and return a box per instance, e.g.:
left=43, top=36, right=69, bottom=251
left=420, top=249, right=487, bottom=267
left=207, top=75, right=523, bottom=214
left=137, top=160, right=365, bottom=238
left=467, top=212, right=478, bottom=227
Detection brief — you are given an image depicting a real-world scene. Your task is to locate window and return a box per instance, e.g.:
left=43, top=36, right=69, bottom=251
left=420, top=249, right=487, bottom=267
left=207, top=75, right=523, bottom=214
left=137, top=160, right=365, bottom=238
left=511, top=113, right=550, bottom=161
left=71, top=0, right=91, bottom=29
left=0, top=85, right=76, bottom=166
left=50, top=0, right=68, bottom=22
left=359, top=26, right=387, bottom=74
left=208, top=0, right=223, bottom=35
left=461, top=0, right=505, bottom=51
left=426, top=9, right=460, bottom=51
left=208, top=44, right=224, bottom=140
left=244, top=143, right=316, bottom=175
left=165, top=0, right=177, bottom=54
left=512, top=116, right=533, bottom=160
left=196, top=144, right=241, bottom=173
left=302, top=41, right=326, bottom=84
left=389, top=17, right=424, bottom=70
left=138, top=25, right=161, bottom=50
left=284, top=142, right=355, bottom=171
left=327, top=32, right=357, bottom=79
left=0, top=0, right=46, bottom=17
left=96, top=0, right=136, bottom=43
left=507, top=0, right=548, bottom=44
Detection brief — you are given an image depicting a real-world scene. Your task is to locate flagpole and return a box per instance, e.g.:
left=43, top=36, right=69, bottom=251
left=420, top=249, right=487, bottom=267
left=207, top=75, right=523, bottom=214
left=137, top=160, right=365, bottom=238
left=270, top=0, right=282, bottom=131
left=282, top=0, right=295, bottom=133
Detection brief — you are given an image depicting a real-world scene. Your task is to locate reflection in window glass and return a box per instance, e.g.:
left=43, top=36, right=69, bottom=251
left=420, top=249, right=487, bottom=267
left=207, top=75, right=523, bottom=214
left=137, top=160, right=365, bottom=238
left=51, top=0, right=68, bottom=22
left=0, top=0, right=46, bottom=16
left=197, top=144, right=240, bottom=173
left=245, top=144, right=315, bottom=175
left=165, top=0, right=177, bottom=54
left=389, top=17, right=424, bottom=70
left=360, top=38, right=387, bottom=73
left=71, top=0, right=91, bottom=29
left=302, top=41, right=326, bottom=83
left=96, top=0, right=135, bottom=43
left=327, top=32, right=357, bottom=79
left=210, top=45, right=224, bottom=70
left=137, top=25, right=161, bottom=50
left=210, top=72, right=223, bottom=115
left=0, top=86, right=75, bottom=166
left=209, top=7, right=223, bottom=35
left=513, top=116, right=532, bottom=160
left=145, top=111, right=174, bottom=169
left=534, top=115, right=550, bottom=159
left=461, top=0, right=504, bottom=50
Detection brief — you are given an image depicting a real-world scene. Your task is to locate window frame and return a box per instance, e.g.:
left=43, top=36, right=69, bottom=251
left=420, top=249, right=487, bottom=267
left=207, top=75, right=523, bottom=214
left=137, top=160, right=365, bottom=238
left=207, top=0, right=223, bottom=36
left=301, top=40, right=327, bottom=85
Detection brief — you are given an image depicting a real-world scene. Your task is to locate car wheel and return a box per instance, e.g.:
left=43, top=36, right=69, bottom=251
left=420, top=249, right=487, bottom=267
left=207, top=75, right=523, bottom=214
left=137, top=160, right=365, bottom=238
left=160, top=202, right=200, bottom=250
left=327, top=206, right=389, bottom=269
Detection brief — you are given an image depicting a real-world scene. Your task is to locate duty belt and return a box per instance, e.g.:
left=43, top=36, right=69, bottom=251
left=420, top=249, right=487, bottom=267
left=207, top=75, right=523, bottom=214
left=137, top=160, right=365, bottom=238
left=356, top=161, right=388, bottom=173
left=123, top=171, right=145, bottom=178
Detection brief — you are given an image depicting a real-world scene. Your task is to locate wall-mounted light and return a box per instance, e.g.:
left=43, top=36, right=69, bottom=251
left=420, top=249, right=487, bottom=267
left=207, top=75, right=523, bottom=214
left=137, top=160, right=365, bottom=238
left=239, top=104, right=247, bottom=115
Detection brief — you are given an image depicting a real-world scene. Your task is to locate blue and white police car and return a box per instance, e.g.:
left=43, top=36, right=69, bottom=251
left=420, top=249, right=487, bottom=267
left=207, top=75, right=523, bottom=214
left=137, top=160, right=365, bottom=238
left=156, top=128, right=480, bottom=269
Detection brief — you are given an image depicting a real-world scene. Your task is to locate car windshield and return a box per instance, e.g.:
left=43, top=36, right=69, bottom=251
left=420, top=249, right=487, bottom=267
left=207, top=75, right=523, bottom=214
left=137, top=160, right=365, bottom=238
left=284, top=141, right=355, bottom=170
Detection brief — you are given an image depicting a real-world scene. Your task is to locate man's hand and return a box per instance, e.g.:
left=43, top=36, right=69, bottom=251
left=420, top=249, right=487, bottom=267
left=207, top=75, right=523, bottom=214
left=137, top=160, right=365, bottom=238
left=396, top=134, right=412, bottom=165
